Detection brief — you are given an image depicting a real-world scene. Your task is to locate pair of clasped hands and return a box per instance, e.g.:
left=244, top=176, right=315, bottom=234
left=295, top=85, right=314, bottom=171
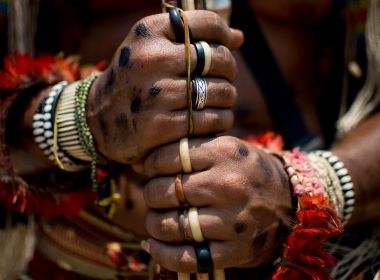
left=87, top=11, right=293, bottom=272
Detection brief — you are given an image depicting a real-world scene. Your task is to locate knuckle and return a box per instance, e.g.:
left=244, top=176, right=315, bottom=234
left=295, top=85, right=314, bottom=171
left=163, top=79, right=182, bottom=96
left=137, top=44, right=169, bottom=65
left=216, top=136, right=237, bottom=154
left=157, top=218, right=175, bottom=241
left=145, top=212, right=174, bottom=241
left=177, top=253, right=194, bottom=273
left=136, top=15, right=161, bottom=36
left=210, top=12, right=223, bottom=31
left=224, top=172, right=245, bottom=189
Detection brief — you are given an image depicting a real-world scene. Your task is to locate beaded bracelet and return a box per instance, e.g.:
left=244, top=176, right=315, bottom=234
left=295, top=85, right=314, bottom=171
left=75, top=73, right=105, bottom=190
left=307, top=153, right=345, bottom=218
left=33, top=81, right=88, bottom=171
left=312, top=151, right=355, bottom=223
left=56, top=81, right=92, bottom=162
left=272, top=149, right=343, bottom=280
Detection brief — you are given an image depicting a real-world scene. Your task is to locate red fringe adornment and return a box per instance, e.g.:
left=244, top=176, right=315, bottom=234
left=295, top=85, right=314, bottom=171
left=0, top=53, right=105, bottom=215
left=272, top=194, right=343, bottom=280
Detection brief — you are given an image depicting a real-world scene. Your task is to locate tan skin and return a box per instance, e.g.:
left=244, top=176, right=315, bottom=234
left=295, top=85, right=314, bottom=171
left=142, top=136, right=292, bottom=271
left=7, top=0, right=380, bottom=274
left=87, top=11, right=243, bottom=163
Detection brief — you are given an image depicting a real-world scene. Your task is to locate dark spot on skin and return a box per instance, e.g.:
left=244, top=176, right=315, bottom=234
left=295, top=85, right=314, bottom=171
left=126, top=199, right=134, bottom=209
left=238, top=145, right=249, bottom=157
left=139, top=88, right=142, bottom=94
left=149, top=86, right=161, bottom=97
left=234, top=222, right=247, bottom=234
left=252, top=232, right=268, bottom=251
left=119, top=47, right=131, bottom=68
left=105, top=68, right=115, bottom=88
left=126, top=156, right=136, bottom=162
left=115, top=113, right=129, bottom=129
left=131, top=96, right=142, bottom=113
left=132, top=118, right=138, bottom=131
left=135, top=23, right=150, bottom=37
left=98, top=114, right=109, bottom=142
left=257, top=153, right=273, bottom=178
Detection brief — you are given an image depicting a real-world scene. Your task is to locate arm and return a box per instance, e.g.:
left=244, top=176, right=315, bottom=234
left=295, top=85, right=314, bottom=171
left=1, top=11, right=243, bottom=213
left=332, top=111, right=380, bottom=224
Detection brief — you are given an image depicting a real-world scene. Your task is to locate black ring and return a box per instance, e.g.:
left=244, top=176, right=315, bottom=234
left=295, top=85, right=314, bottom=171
left=169, top=8, right=185, bottom=42
left=193, top=42, right=205, bottom=76
left=169, top=7, right=193, bottom=43
left=194, top=243, right=213, bottom=273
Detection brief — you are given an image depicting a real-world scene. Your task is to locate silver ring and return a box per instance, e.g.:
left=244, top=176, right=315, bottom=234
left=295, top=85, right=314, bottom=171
left=192, top=77, right=208, bottom=111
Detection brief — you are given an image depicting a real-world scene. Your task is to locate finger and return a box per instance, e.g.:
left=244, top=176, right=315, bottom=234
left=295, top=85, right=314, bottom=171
left=136, top=42, right=237, bottom=81
left=154, top=78, right=237, bottom=111
left=145, top=207, right=237, bottom=242
left=230, top=28, right=245, bottom=49
left=144, top=138, right=212, bottom=178
left=144, top=238, right=251, bottom=273
left=142, top=111, right=233, bottom=173
left=185, top=10, right=241, bottom=50
left=171, top=43, right=237, bottom=81
left=139, top=11, right=239, bottom=50
left=144, top=171, right=216, bottom=209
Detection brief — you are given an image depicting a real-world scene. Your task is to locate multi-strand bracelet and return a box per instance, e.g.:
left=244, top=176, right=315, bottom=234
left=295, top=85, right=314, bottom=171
left=311, top=151, right=355, bottom=223
left=32, top=73, right=121, bottom=217
left=33, top=81, right=87, bottom=171
left=307, top=153, right=345, bottom=218
left=33, top=73, right=105, bottom=190
left=272, top=149, right=344, bottom=280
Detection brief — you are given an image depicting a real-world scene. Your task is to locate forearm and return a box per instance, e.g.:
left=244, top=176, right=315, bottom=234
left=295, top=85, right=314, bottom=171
left=332, top=111, right=380, bottom=224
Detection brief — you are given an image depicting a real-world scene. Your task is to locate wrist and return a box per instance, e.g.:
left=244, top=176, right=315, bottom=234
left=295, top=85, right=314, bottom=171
left=269, top=151, right=297, bottom=223
left=272, top=149, right=344, bottom=279
left=86, top=72, right=109, bottom=158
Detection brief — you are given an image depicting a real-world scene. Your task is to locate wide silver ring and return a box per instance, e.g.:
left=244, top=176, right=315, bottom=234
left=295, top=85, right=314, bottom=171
left=192, top=77, right=208, bottom=111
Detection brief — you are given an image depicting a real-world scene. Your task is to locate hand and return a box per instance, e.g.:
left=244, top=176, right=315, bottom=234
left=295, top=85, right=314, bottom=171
left=141, top=136, right=293, bottom=272
left=86, top=11, right=244, bottom=164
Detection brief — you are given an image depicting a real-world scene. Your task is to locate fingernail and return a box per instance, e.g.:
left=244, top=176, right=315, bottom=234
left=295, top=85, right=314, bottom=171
left=141, top=240, right=151, bottom=254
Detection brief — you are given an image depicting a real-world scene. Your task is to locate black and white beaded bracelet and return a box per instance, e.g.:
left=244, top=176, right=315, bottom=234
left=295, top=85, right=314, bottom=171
left=33, top=82, right=68, bottom=161
left=33, top=81, right=86, bottom=170
left=313, top=151, right=355, bottom=222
